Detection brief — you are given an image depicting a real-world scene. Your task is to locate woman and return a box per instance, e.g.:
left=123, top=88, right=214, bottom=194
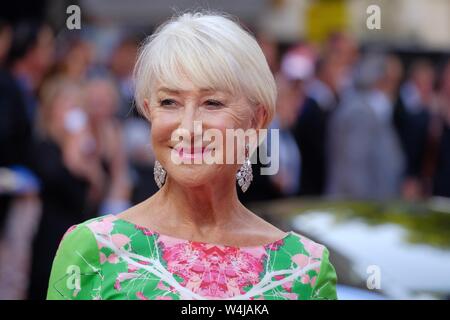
left=28, top=76, right=105, bottom=299
left=47, top=12, right=337, bottom=300
left=83, top=76, right=132, bottom=215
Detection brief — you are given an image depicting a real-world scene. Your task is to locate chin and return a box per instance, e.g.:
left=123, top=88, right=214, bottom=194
left=166, top=163, right=223, bottom=187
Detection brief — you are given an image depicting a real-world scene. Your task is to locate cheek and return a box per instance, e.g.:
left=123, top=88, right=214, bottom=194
left=203, top=114, right=235, bottom=132
left=150, top=112, right=178, bottom=149
left=202, top=110, right=253, bottom=164
left=203, top=112, right=244, bottom=148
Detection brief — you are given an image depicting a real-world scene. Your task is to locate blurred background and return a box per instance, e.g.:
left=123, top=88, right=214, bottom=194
left=0, top=0, right=449, bottom=300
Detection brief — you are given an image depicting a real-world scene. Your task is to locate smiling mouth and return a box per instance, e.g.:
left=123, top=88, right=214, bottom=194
left=171, top=146, right=213, bottom=160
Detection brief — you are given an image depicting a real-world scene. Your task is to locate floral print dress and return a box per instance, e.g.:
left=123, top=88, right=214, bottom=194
left=47, top=214, right=338, bottom=300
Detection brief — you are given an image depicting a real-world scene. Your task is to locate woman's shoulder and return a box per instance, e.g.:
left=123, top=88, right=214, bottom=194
left=60, top=214, right=123, bottom=239
left=280, top=230, right=329, bottom=260
left=55, top=216, right=108, bottom=255
left=59, top=214, right=155, bottom=254
left=54, top=215, right=119, bottom=256
left=60, top=215, right=108, bottom=239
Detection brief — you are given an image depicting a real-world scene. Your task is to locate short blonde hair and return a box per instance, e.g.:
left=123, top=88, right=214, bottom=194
left=134, top=11, right=277, bottom=128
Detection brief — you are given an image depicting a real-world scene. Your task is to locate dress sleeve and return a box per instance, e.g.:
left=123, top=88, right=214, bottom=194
left=46, top=224, right=101, bottom=300
left=310, top=246, right=338, bottom=300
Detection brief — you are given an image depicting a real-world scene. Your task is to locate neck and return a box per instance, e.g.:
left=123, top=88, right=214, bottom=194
left=147, top=171, right=248, bottom=233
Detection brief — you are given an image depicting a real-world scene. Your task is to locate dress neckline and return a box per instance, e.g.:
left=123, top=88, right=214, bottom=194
left=107, top=214, right=293, bottom=250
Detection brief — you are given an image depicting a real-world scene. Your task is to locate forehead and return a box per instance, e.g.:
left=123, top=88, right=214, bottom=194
left=154, top=79, right=233, bottom=97
left=146, top=37, right=244, bottom=98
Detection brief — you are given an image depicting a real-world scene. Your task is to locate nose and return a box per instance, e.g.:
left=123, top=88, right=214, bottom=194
left=178, top=104, right=202, bottom=146
left=179, top=104, right=197, bottom=134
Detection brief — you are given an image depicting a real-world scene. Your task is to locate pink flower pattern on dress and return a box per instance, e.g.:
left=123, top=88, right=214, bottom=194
left=158, top=235, right=268, bottom=299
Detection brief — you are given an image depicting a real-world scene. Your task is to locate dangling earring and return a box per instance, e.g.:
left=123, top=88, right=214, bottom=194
left=154, top=160, right=166, bottom=189
left=236, top=144, right=253, bottom=192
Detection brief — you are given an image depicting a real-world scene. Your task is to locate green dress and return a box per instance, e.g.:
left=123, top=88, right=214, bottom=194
left=47, top=214, right=338, bottom=300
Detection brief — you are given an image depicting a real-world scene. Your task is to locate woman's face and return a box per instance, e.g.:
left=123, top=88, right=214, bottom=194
left=145, top=78, right=260, bottom=188
left=85, top=80, right=118, bottom=120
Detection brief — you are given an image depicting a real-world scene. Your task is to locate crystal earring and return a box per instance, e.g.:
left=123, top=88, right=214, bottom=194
left=236, top=144, right=253, bottom=193
left=154, top=160, right=167, bottom=189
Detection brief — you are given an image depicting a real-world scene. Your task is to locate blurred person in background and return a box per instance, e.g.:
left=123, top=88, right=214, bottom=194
left=382, top=54, right=405, bottom=102
left=326, top=54, right=404, bottom=200
left=292, top=53, right=342, bottom=196
left=431, top=60, right=450, bottom=197
left=122, top=114, right=160, bottom=203
left=27, top=76, right=104, bottom=299
left=268, top=45, right=313, bottom=197
left=0, top=21, right=53, bottom=236
left=54, top=35, right=94, bottom=83
left=0, top=20, right=12, bottom=66
left=238, top=33, right=284, bottom=203
left=324, top=32, right=359, bottom=93
left=107, top=36, right=160, bottom=203
left=83, top=76, right=132, bottom=215
left=6, top=21, right=54, bottom=123
left=256, top=33, right=280, bottom=74
left=0, top=20, right=14, bottom=232
left=394, top=59, right=436, bottom=200
left=0, top=20, right=41, bottom=300
left=108, top=35, right=139, bottom=119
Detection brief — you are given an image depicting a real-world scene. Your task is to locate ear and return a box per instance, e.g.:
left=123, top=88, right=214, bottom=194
left=248, top=105, right=268, bottom=155
left=252, top=105, right=268, bottom=130
left=143, top=99, right=152, bottom=120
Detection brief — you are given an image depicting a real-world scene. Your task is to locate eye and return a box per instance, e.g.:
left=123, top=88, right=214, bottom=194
left=204, top=99, right=224, bottom=108
left=159, top=99, right=177, bottom=107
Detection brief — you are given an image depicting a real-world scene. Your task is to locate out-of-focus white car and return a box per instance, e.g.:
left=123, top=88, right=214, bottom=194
left=252, top=198, right=450, bottom=300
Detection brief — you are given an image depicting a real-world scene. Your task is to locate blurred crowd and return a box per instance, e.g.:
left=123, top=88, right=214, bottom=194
left=251, top=33, right=450, bottom=203
left=0, top=20, right=157, bottom=299
left=0, top=18, right=449, bottom=299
